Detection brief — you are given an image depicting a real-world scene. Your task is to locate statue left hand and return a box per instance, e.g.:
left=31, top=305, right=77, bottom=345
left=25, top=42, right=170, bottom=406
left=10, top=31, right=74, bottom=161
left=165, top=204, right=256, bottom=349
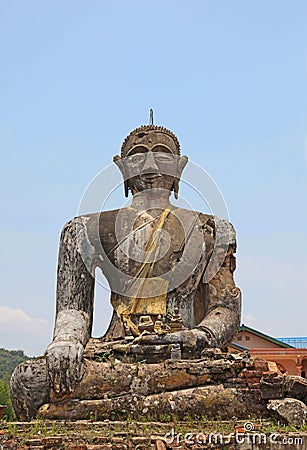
left=134, top=328, right=211, bottom=352
left=45, top=339, right=84, bottom=394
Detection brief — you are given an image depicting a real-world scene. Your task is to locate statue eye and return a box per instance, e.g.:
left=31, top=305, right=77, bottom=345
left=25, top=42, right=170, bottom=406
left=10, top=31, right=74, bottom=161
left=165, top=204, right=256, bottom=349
left=128, top=153, right=146, bottom=165
left=155, top=154, right=174, bottom=163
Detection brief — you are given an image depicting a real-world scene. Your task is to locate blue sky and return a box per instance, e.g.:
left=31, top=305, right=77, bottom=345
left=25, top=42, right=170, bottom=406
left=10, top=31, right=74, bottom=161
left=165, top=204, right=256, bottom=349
left=0, top=1, right=306, bottom=355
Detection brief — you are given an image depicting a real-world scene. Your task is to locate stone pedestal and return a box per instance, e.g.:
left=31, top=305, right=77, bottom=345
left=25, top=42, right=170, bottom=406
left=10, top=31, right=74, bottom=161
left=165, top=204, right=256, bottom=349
left=11, top=340, right=307, bottom=424
left=11, top=343, right=304, bottom=422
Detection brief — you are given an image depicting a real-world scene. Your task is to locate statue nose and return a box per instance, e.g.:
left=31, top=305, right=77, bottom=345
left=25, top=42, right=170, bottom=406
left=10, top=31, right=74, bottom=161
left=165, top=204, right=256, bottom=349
left=143, top=152, right=158, bottom=172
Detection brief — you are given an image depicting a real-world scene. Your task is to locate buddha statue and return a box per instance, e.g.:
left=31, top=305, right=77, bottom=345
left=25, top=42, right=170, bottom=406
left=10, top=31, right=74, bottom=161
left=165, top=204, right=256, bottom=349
left=11, top=125, right=241, bottom=420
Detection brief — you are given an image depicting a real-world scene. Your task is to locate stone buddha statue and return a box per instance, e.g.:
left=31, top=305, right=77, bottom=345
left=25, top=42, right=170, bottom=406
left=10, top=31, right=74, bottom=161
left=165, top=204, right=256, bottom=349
left=11, top=125, right=241, bottom=420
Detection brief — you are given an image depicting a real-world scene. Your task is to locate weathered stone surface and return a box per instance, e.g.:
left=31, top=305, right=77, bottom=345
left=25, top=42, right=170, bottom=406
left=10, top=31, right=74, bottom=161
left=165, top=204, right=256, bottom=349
left=267, top=361, right=283, bottom=376
left=155, top=440, right=167, bottom=450
left=285, top=376, right=307, bottom=404
left=39, top=384, right=268, bottom=420
left=0, top=440, right=17, bottom=450
left=66, top=445, right=87, bottom=450
left=23, top=351, right=264, bottom=420
left=10, top=341, right=307, bottom=423
left=87, top=446, right=112, bottom=450
left=267, top=398, right=307, bottom=426
left=260, top=374, right=286, bottom=400
left=10, top=358, right=49, bottom=421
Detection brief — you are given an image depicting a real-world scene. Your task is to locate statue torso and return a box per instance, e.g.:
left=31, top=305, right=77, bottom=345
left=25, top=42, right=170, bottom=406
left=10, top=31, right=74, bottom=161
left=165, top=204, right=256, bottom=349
left=84, top=207, right=217, bottom=338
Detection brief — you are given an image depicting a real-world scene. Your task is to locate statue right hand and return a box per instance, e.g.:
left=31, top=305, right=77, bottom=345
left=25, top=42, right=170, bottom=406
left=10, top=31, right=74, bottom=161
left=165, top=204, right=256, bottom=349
left=45, top=339, right=84, bottom=394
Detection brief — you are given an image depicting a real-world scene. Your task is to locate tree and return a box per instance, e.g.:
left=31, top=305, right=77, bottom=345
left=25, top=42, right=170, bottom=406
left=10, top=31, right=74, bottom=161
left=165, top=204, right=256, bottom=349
left=0, top=348, right=28, bottom=381
left=0, top=379, right=15, bottom=420
left=0, top=347, right=28, bottom=421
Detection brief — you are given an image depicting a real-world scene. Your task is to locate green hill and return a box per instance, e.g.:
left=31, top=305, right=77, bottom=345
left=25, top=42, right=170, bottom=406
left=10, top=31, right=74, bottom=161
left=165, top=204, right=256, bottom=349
left=0, top=348, right=28, bottom=382
left=0, top=348, right=28, bottom=420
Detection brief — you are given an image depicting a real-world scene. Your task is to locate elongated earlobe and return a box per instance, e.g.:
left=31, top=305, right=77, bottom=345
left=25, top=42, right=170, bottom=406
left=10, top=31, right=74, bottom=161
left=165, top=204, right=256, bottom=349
left=113, top=155, right=129, bottom=197
left=124, top=180, right=129, bottom=197
left=173, top=155, right=188, bottom=198
left=173, top=179, right=179, bottom=199
left=114, top=155, right=130, bottom=197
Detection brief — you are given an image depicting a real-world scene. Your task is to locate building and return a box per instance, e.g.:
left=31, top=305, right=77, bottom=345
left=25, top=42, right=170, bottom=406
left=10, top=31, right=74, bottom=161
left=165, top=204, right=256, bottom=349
left=229, top=324, right=307, bottom=377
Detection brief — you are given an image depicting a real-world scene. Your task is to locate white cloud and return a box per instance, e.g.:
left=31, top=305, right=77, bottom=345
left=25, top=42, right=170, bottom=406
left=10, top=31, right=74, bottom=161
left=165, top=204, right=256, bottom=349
left=242, top=313, right=258, bottom=328
left=0, top=306, right=52, bottom=356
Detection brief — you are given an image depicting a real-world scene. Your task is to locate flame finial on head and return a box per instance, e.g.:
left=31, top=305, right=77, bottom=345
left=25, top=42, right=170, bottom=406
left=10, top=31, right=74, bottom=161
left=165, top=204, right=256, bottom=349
left=149, top=108, right=154, bottom=125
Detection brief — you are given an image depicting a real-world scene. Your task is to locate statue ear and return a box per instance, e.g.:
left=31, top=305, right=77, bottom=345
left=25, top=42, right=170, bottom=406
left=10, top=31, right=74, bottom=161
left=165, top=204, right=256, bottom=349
left=173, top=155, right=188, bottom=199
left=113, top=155, right=129, bottom=197
left=177, top=155, right=188, bottom=178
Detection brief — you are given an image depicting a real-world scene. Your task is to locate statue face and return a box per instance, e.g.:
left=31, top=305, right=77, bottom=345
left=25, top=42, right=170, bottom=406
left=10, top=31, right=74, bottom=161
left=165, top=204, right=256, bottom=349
left=125, top=147, right=178, bottom=194
left=114, top=130, right=188, bottom=196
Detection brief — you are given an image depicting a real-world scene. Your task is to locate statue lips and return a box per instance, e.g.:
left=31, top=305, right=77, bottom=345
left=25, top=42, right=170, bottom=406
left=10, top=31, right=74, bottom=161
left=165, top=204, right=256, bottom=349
left=138, top=173, right=167, bottom=190
left=143, top=173, right=163, bottom=182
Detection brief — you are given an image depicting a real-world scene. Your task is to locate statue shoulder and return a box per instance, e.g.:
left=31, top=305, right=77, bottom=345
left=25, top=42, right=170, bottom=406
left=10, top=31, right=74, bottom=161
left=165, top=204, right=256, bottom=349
left=60, top=209, right=123, bottom=239
left=198, top=212, right=235, bottom=227
left=198, top=213, right=237, bottom=247
left=60, top=209, right=132, bottom=253
left=63, top=209, right=126, bottom=228
left=174, top=208, right=235, bottom=229
left=175, top=209, right=236, bottom=246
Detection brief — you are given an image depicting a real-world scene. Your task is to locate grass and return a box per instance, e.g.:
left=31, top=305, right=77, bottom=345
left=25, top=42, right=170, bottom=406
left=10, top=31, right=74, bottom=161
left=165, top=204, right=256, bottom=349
left=1, top=417, right=307, bottom=441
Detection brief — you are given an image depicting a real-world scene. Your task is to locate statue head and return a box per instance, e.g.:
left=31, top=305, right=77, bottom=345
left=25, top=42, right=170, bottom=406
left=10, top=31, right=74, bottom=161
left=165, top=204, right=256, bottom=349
left=114, top=125, right=188, bottom=198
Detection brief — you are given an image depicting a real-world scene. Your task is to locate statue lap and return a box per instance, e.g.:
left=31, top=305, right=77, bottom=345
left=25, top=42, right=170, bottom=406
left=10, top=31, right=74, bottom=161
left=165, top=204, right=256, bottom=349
left=13, top=344, right=307, bottom=421
left=9, top=344, right=271, bottom=421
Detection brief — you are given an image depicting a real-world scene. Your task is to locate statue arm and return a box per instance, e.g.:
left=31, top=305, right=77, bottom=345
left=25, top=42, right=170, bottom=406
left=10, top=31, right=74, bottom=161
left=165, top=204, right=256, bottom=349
left=46, top=216, right=96, bottom=394
left=196, top=220, right=241, bottom=349
left=54, top=216, right=96, bottom=343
